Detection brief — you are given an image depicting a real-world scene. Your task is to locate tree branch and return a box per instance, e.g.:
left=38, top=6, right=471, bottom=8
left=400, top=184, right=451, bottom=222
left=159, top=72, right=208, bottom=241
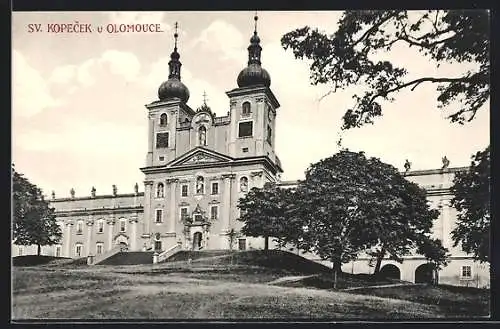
left=351, top=12, right=399, bottom=47
left=368, top=76, right=473, bottom=105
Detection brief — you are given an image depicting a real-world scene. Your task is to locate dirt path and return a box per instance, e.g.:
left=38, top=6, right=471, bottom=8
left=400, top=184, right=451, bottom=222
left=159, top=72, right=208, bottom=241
left=341, top=282, right=418, bottom=291
left=267, top=274, right=318, bottom=285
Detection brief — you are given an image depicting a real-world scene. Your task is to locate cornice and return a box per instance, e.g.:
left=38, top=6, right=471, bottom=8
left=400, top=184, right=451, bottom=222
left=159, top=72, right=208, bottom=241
left=51, top=192, right=144, bottom=203
left=55, top=206, right=144, bottom=217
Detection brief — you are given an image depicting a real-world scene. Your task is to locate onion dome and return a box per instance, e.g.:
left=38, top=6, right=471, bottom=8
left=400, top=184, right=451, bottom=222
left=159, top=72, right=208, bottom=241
left=237, top=14, right=271, bottom=88
left=158, top=22, right=190, bottom=103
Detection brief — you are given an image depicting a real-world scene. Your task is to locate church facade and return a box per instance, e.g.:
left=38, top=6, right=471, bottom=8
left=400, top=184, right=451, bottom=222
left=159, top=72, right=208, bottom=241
left=13, top=18, right=489, bottom=288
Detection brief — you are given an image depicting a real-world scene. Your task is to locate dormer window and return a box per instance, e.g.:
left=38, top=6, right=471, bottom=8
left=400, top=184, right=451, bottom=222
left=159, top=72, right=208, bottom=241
left=160, top=113, right=168, bottom=126
left=242, top=101, right=251, bottom=116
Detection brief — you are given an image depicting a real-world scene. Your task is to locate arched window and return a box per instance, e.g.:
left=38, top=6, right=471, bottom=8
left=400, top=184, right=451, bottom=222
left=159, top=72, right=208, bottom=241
left=198, top=126, right=207, bottom=146
left=196, top=176, right=205, bottom=194
left=160, top=113, right=168, bottom=126
left=240, top=176, right=248, bottom=192
left=242, top=101, right=251, bottom=115
left=156, top=183, right=164, bottom=198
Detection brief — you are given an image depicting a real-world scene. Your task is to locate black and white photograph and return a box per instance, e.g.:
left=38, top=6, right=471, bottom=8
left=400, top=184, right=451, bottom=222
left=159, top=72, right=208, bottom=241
left=11, top=9, right=491, bottom=320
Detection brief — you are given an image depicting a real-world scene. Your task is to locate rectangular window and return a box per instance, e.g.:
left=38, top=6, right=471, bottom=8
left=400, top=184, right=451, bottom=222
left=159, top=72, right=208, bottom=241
left=238, top=238, right=246, bottom=251
left=181, top=185, right=188, bottom=197
left=155, top=209, right=163, bottom=223
left=462, top=265, right=472, bottom=278
left=210, top=206, right=218, bottom=220
left=194, top=214, right=202, bottom=222
left=159, top=156, right=165, bottom=161
left=55, top=245, right=61, bottom=257
left=180, top=207, right=188, bottom=221
left=156, top=132, right=169, bottom=148
left=96, top=244, right=103, bottom=255
left=242, top=147, right=249, bottom=153
left=18, top=246, right=23, bottom=256
left=267, top=125, right=272, bottom=145
left=238, top=121, right=253, bottom=138
left=75, top=245, right=82, bottom=257
left=211, top=182, right=219, bottom=195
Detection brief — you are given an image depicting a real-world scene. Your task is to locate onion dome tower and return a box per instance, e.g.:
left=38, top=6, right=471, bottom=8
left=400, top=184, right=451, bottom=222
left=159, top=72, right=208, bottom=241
left=158, top=22, right=190, bottom=103
left=237, top=14, right=271, bottom=88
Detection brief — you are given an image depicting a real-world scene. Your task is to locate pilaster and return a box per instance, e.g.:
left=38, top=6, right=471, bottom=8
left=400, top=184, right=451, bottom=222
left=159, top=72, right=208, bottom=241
left=167, top=178, right=179, bottom=233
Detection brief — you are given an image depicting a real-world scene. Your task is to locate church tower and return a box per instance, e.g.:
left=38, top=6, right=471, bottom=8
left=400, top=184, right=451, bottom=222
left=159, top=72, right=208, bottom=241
left=226, top=14, right=281, bottom=169
left=144, top=23, right=195, bottom=167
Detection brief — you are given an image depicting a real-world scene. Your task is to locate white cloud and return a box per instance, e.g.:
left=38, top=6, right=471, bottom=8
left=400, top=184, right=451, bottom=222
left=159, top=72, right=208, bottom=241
left=100, top=50, right=141, bottom=81
left=49, top=65, right=77, bottom=84
left=12, top=50, right=61, bottom=118
left=77, top=58, right=97, bottom=87
left=191, top=20, right=246, bottom=63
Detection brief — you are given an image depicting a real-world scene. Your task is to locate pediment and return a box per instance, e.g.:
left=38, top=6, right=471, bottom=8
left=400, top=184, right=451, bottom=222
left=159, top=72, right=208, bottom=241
left=168, top=147, right=232, bottom=168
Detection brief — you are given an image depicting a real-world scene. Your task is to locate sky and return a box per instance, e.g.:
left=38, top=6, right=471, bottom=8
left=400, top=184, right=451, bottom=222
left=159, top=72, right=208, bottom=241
left=12, top=11, right=490, bottom=198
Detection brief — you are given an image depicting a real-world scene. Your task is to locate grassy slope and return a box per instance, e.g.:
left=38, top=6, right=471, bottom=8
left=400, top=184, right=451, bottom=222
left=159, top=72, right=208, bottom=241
left=11, top=251, right=490, bottom=319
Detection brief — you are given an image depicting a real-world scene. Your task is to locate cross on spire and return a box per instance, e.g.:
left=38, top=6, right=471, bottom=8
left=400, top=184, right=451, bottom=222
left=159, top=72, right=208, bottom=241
left=202, top=91, right=208, bottom=105
left=174, top=22, right=179, bottom=49
left=254, top=11, right=258, bottom=33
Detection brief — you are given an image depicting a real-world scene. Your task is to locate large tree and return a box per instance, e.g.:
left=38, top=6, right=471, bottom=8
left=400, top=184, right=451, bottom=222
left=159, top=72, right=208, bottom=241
left=293, top=150, right=445, bottom=287
left=237, top=182, right=292, bottom=250
left=450, top=146, right=490, bottom=262
left=12, top=166, right=62, bottom=256
left=363, top=172, right=447, bottom=275
left=281, top=10, right=489, bottom=130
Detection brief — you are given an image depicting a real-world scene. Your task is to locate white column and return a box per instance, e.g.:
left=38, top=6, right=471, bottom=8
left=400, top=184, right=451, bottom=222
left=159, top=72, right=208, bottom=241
left=168, top=179, right=178, bottom=232
left=86, top=219, right=94, bottom=256
left=147, top=115, right=154, bottom=165
left=144, top=181, right=153, bottom=236
left=107, top=219, right=115, bottom=251
left=129, top=217, right=138, bottom=251
left=222, top=174, right=235, bottom=232
left=65, top=221, right=72, bottom=257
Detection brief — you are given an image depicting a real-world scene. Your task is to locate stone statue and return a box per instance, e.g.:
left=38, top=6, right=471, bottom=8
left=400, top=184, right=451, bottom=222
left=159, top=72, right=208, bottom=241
left=240, top=177, right=248, bottom=192
left=442, top=156, right=450, bottom=169
left=134, top=183, right=139, bottom=194
left=404, top=159, right=411, bottom=172
left=112, top=184, right=117, bottom=196
left=51, top=191, right=55, bottom=200
left=199, top=126, right=207, bottom=146
left=70, top=188, right=75, bottom=198
left=91, top=186, right=96, bottom=198
left=196, top=176, right=204, bottom=194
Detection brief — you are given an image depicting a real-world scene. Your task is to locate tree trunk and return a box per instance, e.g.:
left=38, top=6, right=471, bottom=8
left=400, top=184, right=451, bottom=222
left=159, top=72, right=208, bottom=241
left=264, top=236, right=269, bottom=250
left=37, top=244, right=41, bottom=256
left=373, top=247, right=386, bottom=276
left=332, top=256, right=342, bottom=289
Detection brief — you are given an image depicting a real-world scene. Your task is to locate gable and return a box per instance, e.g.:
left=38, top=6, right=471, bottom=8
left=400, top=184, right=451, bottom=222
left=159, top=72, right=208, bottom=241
left=168, top=147, right=233, bottom=168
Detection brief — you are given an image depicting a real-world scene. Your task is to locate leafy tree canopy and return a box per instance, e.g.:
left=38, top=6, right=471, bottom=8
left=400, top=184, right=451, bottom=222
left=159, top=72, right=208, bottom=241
left=295, top=151, right=442, bottom=271
left=450, top=146, right=490, bottom=262
left=237, top=182, right=294, bottom=250
left=281, top=10, right=489, bottom=130
left=13, top=165, right=62, bottom=255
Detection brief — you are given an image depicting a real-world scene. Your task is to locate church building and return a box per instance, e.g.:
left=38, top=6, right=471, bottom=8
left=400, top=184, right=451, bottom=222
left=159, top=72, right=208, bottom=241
left=13, top=17, right=489, bottom=288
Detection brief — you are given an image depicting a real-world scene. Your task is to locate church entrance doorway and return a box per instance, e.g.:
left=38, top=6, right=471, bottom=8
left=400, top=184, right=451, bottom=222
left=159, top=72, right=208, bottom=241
left=193, top=232, right=203, bottom=251
left=119, top=242, right=128, bottom=252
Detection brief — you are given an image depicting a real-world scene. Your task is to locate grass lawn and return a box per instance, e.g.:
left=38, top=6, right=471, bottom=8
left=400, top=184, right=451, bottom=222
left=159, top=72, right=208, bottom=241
left=12, top=258, right=490, bottom=320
